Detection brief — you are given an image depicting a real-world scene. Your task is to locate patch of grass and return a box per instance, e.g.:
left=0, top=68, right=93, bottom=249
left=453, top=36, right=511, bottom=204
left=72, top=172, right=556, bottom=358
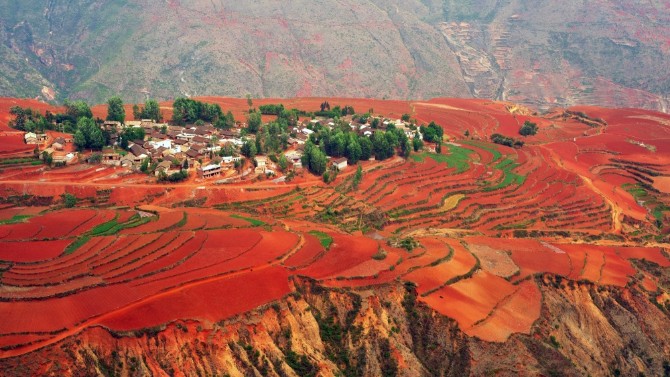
left=63, top=236, right=90, bottom=255
left=461, top=140, right=502, bottom=162
left=0, top=215, right=32, bottom=225
left=89, top=214, right=119, bottom=235
left=88, top=213, right=153, bottom=236
left=483, top=158, right=526, bottom=191
left=410, top=144, right=473, bottom=173
left=623, top=183, right=668, bottom=228
left=231, top=214, right=266, bottom=227
left=309, top=230, right=333, bottom=250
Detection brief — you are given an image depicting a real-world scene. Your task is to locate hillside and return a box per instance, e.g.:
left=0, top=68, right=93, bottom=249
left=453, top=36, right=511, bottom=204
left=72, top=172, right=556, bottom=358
left=0, top=1, right=669, bottom=111
left=0, top=96, right=669, bottom=375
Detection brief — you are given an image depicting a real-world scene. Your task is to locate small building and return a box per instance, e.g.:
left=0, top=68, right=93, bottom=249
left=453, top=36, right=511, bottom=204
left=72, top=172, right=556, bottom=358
left=332, top=157, right=348, bottom=171
left=102, top=152, right=122, bottom=166
left=255, top=156, right=268, bottom=174
left=155, top=160, right=173, bottom=176
left=197, top=164, right=222, bottom=179
left=24, top=132, right=37, bottom=144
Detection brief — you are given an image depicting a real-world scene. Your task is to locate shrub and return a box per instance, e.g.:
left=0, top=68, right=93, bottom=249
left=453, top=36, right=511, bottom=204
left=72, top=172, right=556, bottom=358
left=519, top=120, right=538, bottom=136
left=61, top=193, right=77, bottom=208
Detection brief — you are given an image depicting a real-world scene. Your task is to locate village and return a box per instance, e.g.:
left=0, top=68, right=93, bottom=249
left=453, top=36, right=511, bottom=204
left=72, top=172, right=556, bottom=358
left=21, top=107, right=425, bottom=185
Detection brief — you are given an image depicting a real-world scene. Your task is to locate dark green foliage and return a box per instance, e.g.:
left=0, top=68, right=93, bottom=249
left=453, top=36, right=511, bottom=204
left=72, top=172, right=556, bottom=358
left=352, top=164, right=363, bottom=190
left=157, top=169, right=188, bottom=183
left=401, top=113, right=411, bottom=122
left=134, top=99, right=162, bottom=121
left=172, top=98, right=223, bottom=125
left=519, top=120, right=538, bottom=136
left=412, top=137, right=423, bottom=152
left=74, top=117, right=105, bottom=150
left=61, top=193, right=77, bottom=208
left=246, top=111, right=262, bottom=133
left=491, top=133, right=524, bottom=148
left=240, top=139, right=257, bottom=158
left=106, top=96, right=125, bottom=123
left=285, top=351, right=317, bottom=377
left=301, top=141, right=328, bottom=175
left=119, top=127, right=145, bottom=149
left=259, top=104, right=285, bottom=115
left=420, top=121, right=443, bottom=143
left=8, top=106, right=52, bottom=132
left=215, top=111, right=235, bottom=129
left=62, top=100, right=93, bottom=123
left=379, top=339, right=399, bottom=377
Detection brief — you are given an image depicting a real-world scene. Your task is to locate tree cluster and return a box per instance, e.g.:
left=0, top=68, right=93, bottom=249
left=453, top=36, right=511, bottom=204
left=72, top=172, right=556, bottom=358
left=491, top=133, right=524, bottom=148
left=420, top=121, right=444, bottom=143
left=132, top=99, right=162, bottom=122
left=259, top=104, right=285, bottom=115
left=158, top=169, right=188, bottom=183
left=171, top=98, right=224, bottom=125
left=74, top=117, right=105, bottom=151
left=9, top=107, right=52, bottom=132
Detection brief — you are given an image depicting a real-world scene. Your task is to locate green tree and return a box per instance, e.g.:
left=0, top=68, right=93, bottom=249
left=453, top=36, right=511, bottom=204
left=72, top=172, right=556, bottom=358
left=352, top=164, right=363, bottom=190
left=61, top=193, right=77, bottom=208
left=241, top=139, right=257, bottom=158
left=401, top=113, right=411, bottom=122
left=132, top=104, right=141, bottom=120
left=519, top=120, right=538, bottom=136
left=247, top=111, right=262, bottom=133
left=421, top=121, right=443, bottom=143
left=74, top=129, right=87, bottom=151
left=143, top=99, right=161, bottom=122
left=106, top=96, right=125, bottom=123
left=359, top=136, right=373, bottom=160
left=412, top=137, right=423, bottom=152
left=278, top=154, right=289, bottom=171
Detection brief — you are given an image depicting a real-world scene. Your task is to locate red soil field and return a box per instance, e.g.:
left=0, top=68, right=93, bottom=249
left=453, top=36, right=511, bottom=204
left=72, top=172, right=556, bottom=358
left=99, top=266, right=290, bottom=331
left=466, top=280, right=542, bottom=342
left=420, top=270, right=517, bottom=330
left=404, top=240, right=477, bottom=295
left=283, top=233, right=325, bottom=268
left=297, top=234, right=379, bottom=280
left=119, top=211, right=185, bottom=234
left=1, top=97, right=670, bottom=355
left=0, top=239, right=70, bottom=262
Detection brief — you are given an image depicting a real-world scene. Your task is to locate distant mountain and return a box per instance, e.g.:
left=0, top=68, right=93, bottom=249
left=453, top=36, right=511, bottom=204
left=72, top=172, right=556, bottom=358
left=0, top=0, right=668, bottom=112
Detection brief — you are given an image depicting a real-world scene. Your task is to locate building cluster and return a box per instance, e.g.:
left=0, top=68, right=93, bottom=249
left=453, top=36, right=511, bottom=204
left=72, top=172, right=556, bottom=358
left=24, top=112, right=420, bottom=181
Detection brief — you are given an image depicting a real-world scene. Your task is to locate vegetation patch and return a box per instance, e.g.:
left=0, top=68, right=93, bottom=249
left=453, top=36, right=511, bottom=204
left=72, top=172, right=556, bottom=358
left=0, top=215, right=32, bottom=225
left=309, top=230, right=333, bottom=250
left=231, top=214, right=266, bottom=227
left=411, top=144, right=473, bottom=173
left=63, top=236, right=90, bottom=255
left=483, top=158, right=526, bottom=191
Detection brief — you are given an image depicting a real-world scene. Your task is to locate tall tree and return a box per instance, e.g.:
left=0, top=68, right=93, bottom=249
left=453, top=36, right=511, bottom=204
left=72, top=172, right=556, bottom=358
left=106, top=96, right=125, bottom=123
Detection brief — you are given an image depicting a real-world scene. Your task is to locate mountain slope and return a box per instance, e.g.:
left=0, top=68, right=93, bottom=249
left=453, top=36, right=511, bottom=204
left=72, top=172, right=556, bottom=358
left=0, top=0, right=668, bottom=112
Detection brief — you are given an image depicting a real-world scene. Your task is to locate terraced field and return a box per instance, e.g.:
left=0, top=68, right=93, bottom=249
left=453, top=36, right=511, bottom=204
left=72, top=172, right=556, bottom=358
left=0, top=97, right=669, bottom=369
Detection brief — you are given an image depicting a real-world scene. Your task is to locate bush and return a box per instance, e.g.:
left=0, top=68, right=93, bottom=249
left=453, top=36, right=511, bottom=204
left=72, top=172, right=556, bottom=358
left=61, top=193, right=77, bottom=208
left=491, top=133, right=524, bottom=148
left=519, top=120, right=538, bottom=136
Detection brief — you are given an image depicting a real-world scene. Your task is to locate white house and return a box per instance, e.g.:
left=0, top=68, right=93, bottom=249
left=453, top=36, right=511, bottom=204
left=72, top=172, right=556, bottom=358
left=332, top=157, right=348, bottom=170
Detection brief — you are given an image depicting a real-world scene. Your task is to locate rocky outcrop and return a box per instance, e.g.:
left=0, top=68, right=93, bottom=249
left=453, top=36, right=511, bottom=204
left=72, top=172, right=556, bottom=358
left=2, top=276, right=668, bottom=376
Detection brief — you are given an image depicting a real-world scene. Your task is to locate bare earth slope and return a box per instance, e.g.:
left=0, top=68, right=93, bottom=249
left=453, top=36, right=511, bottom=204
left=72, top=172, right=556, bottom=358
left=0, top=1, right=669, bottom=111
